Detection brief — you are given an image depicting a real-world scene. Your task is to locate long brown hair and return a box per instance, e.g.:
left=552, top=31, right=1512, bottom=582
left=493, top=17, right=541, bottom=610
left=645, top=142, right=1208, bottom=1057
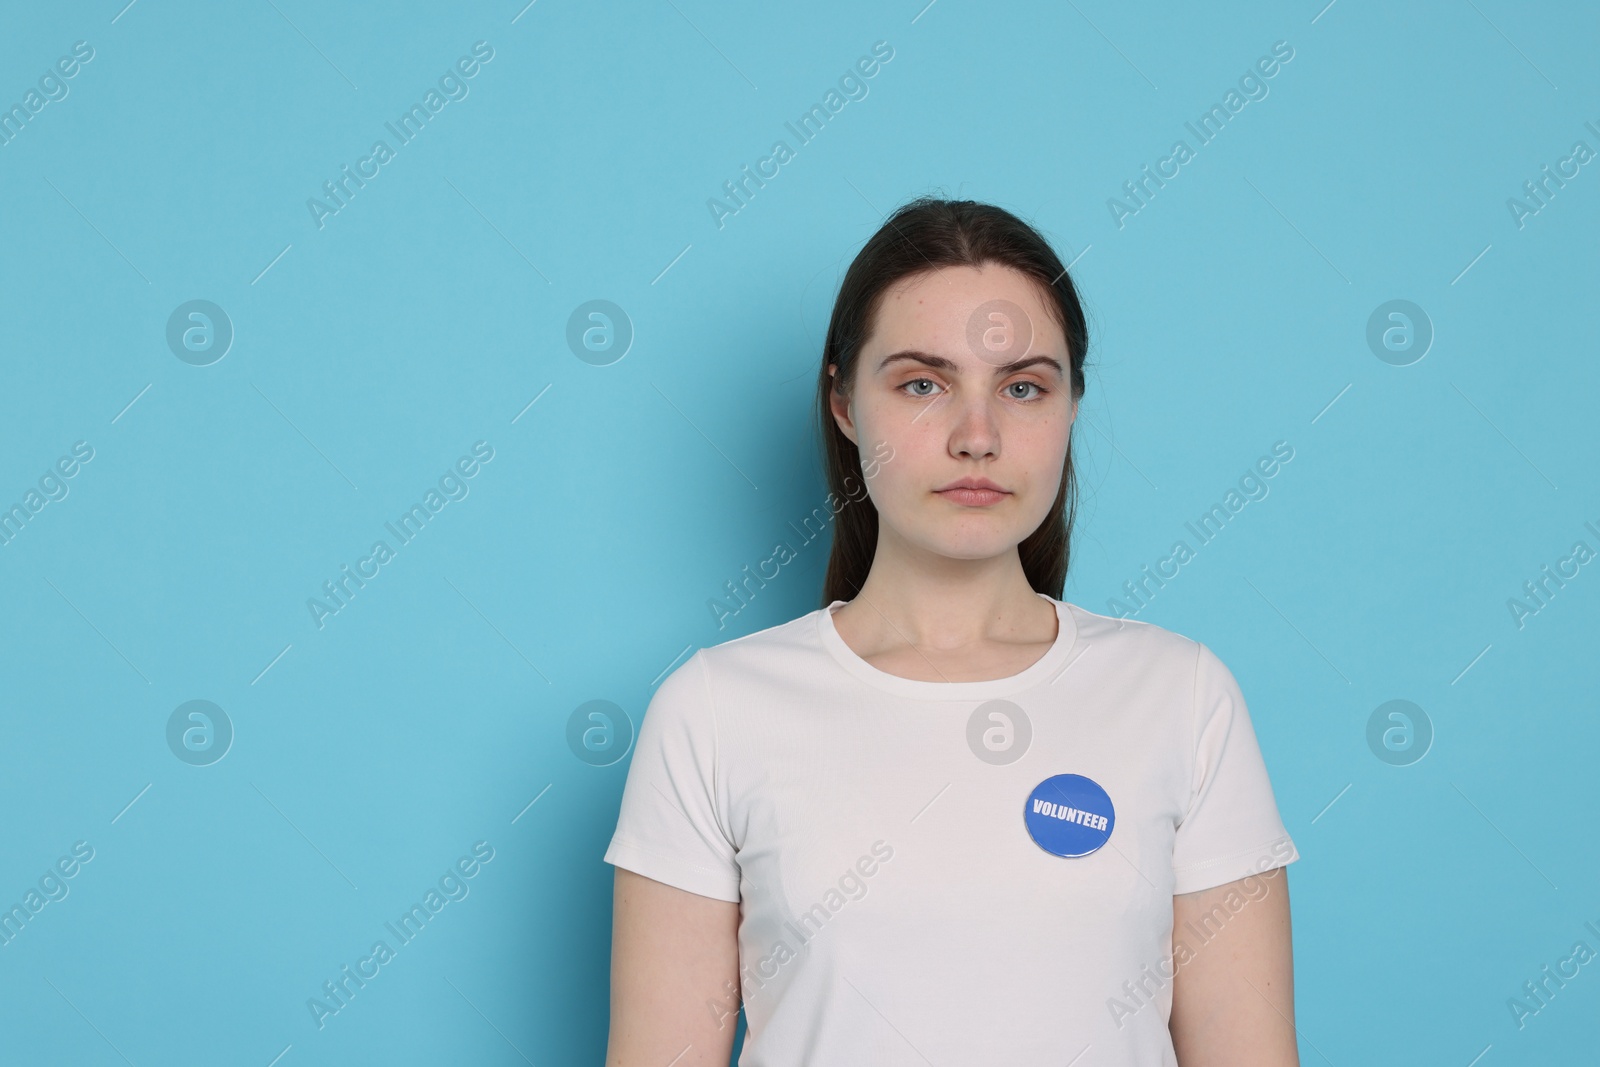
left=815, top=196, right=1091, bottom=607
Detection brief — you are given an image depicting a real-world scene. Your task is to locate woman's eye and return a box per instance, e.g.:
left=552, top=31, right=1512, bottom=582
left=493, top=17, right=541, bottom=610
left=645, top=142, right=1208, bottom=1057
left=901, top=379, right=1048, bottom=401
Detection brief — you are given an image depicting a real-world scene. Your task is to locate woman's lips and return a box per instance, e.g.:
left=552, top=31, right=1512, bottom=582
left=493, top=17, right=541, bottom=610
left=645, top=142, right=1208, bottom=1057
left=937, top=487, right=1007, bottom=506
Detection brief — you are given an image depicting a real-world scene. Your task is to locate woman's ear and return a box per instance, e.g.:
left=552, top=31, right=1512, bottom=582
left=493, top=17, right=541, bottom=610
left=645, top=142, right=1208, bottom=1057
left=828, top=364, right=859, bottom=446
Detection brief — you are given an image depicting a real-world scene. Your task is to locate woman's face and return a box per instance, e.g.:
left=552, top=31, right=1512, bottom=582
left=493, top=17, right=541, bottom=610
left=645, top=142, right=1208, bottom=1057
left=830, top=263, right=1077, bottom=565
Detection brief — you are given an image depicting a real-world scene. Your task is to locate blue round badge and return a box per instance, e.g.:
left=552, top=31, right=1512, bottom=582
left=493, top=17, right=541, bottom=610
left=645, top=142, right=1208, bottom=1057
left=1024, top=774, right=1115, bottom=858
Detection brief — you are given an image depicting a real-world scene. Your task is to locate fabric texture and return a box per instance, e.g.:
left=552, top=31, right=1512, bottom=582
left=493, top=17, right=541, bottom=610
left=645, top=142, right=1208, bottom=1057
left=604, top=594, right=1299, bottom=1066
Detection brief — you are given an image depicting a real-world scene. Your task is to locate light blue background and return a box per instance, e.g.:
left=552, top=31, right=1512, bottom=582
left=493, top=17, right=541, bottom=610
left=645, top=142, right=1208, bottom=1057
left=1, top=1, right=1596, bottom=1063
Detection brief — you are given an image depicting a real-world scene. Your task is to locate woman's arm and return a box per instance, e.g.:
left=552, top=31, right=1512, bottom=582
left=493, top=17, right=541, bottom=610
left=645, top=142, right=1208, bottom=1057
left=606, top=867, right=743, bottom=1066
left=1169, top=867, right=1299, bottom=1067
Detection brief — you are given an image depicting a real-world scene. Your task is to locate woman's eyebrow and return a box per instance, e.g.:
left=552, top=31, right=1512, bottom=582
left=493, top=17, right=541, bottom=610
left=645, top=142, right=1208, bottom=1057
left=877, top=349, right=1064, bottom=377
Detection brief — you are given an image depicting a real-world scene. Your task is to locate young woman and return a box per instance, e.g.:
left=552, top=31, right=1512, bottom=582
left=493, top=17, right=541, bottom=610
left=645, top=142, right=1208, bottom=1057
left=604, top=198, right=1300, bottom=1066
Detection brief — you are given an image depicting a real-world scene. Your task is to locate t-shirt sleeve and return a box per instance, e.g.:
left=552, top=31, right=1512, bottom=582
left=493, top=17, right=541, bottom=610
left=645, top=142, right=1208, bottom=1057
left=602, top=650, right=741, bottom=902
left=1170, top=641, right=1299, bottom=895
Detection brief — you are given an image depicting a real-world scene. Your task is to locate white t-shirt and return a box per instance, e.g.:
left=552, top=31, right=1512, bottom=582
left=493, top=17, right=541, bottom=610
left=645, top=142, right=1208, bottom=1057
left=604, top=593, right=1299, bottom=1066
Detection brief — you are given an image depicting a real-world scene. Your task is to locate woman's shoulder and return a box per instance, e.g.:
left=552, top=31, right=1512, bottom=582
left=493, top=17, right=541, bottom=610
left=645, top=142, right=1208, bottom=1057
left=705, top=602, right=825, bottom=650
left=687, top=603, right=832, bottom=680
left=1058, top=598, right=1206, bottom=666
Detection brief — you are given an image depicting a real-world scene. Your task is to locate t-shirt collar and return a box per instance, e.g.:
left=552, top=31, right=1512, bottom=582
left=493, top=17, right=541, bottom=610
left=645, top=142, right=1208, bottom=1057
left=815, top=592, right=1079, bottom=700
